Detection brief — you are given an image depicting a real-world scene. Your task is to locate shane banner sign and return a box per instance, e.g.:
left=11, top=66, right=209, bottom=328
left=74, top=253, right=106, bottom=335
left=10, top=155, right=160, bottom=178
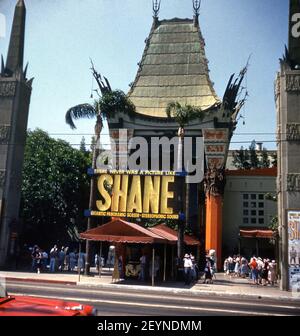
left=85, top=169, right=185, bottom=220
left=288, top=210, right=300, bottom=294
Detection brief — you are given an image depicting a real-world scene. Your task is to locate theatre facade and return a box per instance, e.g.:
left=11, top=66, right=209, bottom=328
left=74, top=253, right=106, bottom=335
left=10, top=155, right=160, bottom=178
left=96, top=2, right=248, bottom=270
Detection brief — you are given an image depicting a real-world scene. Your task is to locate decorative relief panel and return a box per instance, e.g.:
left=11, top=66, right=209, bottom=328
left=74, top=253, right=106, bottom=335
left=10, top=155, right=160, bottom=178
left=274, top=74, right=280, bottom=101
left=277, top=125, right=281, bottom=142
left=0, top=82, right=16, bottom=96
left=286, top=123, right=300, bottom=141
left=203, top=129, right=228, bottom=142
left=204, top=168, right=226, bottom=197
left=203, top=128, right=228, bottom=170
left=0, top=125, right=11, bottom=144
left=286, top=74, right=300, bottom=92
left=287, top=173, right=300, bottom=192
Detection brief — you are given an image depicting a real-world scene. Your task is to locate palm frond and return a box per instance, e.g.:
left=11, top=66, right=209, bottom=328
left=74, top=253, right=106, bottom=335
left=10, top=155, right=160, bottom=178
left=98, top=90, right=136, bottom=119
left=166, top=101, right=178, bottom=118
left=166, top=101, right=203, bottom=128
left=65, top=103, right=97, bottom=129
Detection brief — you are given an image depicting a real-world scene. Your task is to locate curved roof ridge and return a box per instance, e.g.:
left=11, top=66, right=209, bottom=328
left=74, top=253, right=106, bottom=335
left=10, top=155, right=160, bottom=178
left=128, top=18, right=220, bottom=118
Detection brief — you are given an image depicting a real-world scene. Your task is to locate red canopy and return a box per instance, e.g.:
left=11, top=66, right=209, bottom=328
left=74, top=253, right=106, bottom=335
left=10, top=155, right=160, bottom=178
left=80, top=219, right=167, bottom=244
left=239, top=229, right=274, bottom=239
left=149, top=224, right=200, bottom=246
left=80, top=220, right=200, bottom=246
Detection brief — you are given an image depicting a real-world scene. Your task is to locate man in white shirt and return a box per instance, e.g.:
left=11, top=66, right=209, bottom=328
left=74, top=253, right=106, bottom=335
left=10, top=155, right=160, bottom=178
left=183, top=254, right=193, bottom=285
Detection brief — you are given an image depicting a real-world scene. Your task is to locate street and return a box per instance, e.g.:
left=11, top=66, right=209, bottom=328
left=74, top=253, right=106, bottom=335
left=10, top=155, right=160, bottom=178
left=6, top=280, right=300, bottom=316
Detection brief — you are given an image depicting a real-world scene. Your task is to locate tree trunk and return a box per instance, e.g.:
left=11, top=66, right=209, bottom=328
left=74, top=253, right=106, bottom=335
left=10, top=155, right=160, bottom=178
left=84, top=118, right=102, bottom=275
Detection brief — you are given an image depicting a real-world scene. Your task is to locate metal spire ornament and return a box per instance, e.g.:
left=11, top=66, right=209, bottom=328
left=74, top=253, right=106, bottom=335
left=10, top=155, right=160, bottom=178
left=153, top=0, right=161, bottom=18
left=193, top=0, right=201, bottom=16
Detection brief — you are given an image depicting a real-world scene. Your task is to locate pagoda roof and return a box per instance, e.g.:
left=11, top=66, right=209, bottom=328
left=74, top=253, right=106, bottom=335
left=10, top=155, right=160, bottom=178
left=128, top=18, right=220, bottom=118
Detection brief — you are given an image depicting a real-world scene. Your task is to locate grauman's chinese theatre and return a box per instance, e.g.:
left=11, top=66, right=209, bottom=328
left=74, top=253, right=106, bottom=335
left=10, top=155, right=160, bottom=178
left=106, top=1, right=247, bottom=269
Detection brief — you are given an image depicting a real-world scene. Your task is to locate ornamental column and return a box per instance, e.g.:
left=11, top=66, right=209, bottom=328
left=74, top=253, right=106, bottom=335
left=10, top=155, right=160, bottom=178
left=276, top=0, right=300, bottom=291
left=203, top=129, right=228, bottom=271
left=0, top=0, right=33, bottom=267
left=204, top=168, right=225, bottom=271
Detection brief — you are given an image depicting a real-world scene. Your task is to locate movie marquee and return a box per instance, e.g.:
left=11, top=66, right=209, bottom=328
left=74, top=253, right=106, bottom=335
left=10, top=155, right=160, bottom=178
left=85, top=169, right=185, bottom=220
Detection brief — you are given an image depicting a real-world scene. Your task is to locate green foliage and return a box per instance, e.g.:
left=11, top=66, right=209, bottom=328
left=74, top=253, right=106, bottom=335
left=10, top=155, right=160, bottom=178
left=249, top=140, right=259, bottom=169
left=141, top=218, right=177, bottom=229
left=264, top=193, right=277, bottom=202
left=20, top=129, right=91, bottom=247
left=166, top=101, right=203, bottom=128
left=232, top=147, right=250, bottom=169
left=260, top=148, right=270, bottom=168
left=268, top=216, right=279, bottom=232
left=65, top=90, right=136, bottom=129
left=97, top=90, right=136, bottom=119
left=264, top=193, right=278, bottom=242
left=90, top=136, right=96, bottom=152
left=65, top=103, right=96, bottom=129
left=271, top=152, right=277, bottom=167
left=132, top=217, right=192, bottom=234
left=79, top=136, right=87, bottom=153
left=268, top=215, right=279, bottom=245
left=232, top=143, right=276, bottom=170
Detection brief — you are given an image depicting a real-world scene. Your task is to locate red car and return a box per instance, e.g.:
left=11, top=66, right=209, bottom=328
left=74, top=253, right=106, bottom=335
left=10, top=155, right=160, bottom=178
left=0, top=286, right=96, bottom=316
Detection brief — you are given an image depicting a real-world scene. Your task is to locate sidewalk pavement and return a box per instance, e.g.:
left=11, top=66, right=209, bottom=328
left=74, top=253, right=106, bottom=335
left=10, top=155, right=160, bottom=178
left=1, top=268, right=299, bottom=301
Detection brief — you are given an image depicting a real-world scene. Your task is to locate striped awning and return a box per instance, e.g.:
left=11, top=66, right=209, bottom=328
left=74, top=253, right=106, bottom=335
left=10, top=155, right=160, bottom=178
left=239, top=229, right=274, bottom=239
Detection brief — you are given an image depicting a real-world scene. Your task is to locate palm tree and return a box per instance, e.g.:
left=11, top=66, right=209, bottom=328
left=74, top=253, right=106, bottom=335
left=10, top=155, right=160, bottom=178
left=166, top=101, right=203, bottom=264
left=65, top=63, right=136, bottom=275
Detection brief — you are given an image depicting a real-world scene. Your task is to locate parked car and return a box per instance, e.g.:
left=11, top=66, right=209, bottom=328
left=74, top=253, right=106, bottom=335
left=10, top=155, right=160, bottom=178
left=0, top=285, right=96, bottom=316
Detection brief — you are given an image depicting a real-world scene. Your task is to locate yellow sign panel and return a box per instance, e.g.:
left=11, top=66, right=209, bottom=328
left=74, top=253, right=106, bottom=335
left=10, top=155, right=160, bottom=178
left=94, top=173, right=179, bottom=219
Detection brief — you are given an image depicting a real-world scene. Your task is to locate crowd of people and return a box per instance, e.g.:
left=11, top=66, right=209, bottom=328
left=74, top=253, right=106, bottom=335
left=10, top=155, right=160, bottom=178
left=29, top=244, right=278, bottom=289
left=30, top=245, right=84, bottom=273
left=30, top=244, right=106, bottom=274
left=223, top=255, right=278, bottom=286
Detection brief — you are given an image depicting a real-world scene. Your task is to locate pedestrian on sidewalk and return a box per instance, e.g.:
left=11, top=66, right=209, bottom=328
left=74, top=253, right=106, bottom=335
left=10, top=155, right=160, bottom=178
left=107, top=245, right=115, bottom=270
left=30, top=245, right=38, bottom=272
left=223, top=258, right=228, bottom=274
left=112, top=256, right=121, bottom=282
left=58, top=247, right=65, bottom=271
left=249, top=257, right=259, bottom=285
left=261, top=260, right=269, bottom=286
left=69, top=250, right=76, bottom=271
left=190, top=254, right=197, bottom=283
left=49, top=245, right=58, bottom=272
left=257, top=257, right=264, bottom=284
left=234, top=257, right=241, bottom=277
left=203, top=257, right=213, bottom=284
left=41, top=250, right=48, bottom=272
left=77, top=251, right=85, bottom=272
left=32, top=247, right=42, bottom=274
left=118, top=256, right=124, bottom=279
left=240, top=257, right=249, bottom=278
left=183, top=253, right=192, bottom=285
left=95, top=253, right=99, bottom=272
left=227, top=256, right=234, bottom=274
left=268, top=260, right=277, bottom=285
left=64, top=247, right=70, bottom=271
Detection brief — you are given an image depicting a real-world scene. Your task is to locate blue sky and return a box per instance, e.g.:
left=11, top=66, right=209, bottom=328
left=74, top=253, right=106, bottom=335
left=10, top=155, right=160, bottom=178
left=0, top=0, right=288, bottom=150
